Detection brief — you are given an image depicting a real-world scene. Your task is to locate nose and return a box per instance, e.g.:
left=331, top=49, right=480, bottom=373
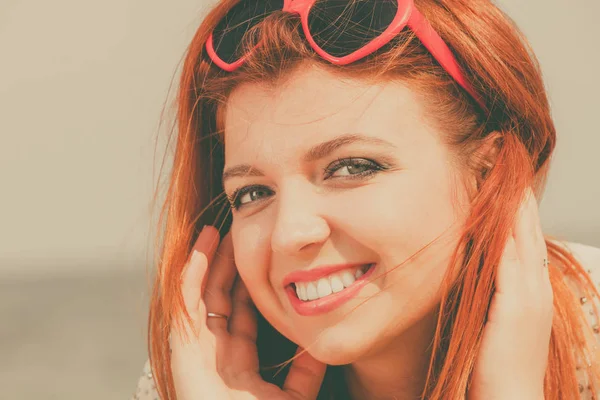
left=270, top=181, right=330, bottom=255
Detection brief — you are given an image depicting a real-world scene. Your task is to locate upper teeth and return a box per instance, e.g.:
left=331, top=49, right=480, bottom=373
left=294, top=265, right=370, bottom=302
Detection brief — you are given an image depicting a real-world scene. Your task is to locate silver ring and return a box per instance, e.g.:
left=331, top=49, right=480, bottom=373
left=207, top=312, right=229, bottom=320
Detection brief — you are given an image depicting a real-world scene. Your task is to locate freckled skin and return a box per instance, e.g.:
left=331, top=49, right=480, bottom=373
left=223, top=65, right=471, bottom=383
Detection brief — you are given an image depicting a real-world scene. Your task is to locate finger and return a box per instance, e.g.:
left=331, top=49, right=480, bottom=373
left=221, top=276, right=260, bottom=376
left=283, top=347, right=327, bottom=400
left=495, top=229, right=521, bottom=295
left=520, top=189, right=552, bottom=295
left=203, top=231, right=237, bottom=334
left=171, top=250, right=207, bottom=352
left=229, top=276, right=258, bottom=343
left=513, top=188, right=546, bottom=281
left=182, top=225, right=221, bottom=313
left=171, top=226, right=221, bottom=347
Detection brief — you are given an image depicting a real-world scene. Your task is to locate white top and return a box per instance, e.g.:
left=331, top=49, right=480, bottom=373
left=130, top=241, right=600, bottom=400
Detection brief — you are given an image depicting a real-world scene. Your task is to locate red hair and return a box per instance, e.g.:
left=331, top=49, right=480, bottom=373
left=147, top=0, right=600, bottom=398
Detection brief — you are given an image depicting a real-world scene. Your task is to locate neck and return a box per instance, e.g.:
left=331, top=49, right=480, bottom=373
left=343, top=310, right=438, bottom=400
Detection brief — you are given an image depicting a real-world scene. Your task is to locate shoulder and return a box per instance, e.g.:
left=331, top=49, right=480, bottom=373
left=131, top=359, right=159, bottom=400
left=552, top=240, right=600, bottom=282
left=550, top=239, right=600, bottom=311
left=559, top=240, right=600, bottom=329
left=550, top=240, right=600, bottom=398
left=562, top=240, right=600, bottom=265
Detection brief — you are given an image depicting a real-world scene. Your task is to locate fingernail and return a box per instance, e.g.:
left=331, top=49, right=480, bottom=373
left=186, top=225, right=220, bottom=269
left=193, top=225, right=218, bottom=252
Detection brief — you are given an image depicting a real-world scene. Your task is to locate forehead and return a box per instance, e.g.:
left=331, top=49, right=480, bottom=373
left=223, top=65, right=432, bottom=163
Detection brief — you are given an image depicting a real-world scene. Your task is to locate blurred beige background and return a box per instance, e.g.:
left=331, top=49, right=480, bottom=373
left=0, top=0, right=598, bottom=399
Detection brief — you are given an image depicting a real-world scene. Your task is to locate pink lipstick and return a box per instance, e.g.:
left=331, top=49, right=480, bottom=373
left=284, top=263, right=376, bottom=316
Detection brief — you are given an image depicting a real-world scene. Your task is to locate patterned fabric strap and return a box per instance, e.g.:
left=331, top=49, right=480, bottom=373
left=131, top=360, right=159, bottom=400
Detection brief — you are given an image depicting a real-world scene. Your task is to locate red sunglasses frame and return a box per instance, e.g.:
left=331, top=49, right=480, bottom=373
left=206, top=0, right=485, bottom=110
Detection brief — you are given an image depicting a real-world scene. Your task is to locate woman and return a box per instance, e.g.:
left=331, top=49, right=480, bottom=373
left=132, top=0, right=600, bottom=398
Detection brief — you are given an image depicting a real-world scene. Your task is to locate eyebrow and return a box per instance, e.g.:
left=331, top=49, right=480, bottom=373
left=222, top=133, right=397, bottom=184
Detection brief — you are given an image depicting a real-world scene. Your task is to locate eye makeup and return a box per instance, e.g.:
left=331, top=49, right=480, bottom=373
left=226, top=156, right=393, bottom=210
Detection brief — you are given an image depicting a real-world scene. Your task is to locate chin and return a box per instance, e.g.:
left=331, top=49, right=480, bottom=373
left=300, top=328, right=379, bottom=365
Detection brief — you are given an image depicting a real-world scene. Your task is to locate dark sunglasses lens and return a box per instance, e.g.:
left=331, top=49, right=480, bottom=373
left=212, top=0, right=284, bottom=64
left=308, top=0, right=398, bottom=58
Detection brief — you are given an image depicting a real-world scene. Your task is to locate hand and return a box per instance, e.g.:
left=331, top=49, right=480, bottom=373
left=170, top=225, right=328, bottom=400
left=468, top=188, right=553, bottom=400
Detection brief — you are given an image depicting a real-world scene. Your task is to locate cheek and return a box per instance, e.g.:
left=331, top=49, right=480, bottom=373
left=231, top=222, right=269, bottom=283
left=231, top=222, right=281, bottom=309
left=231, top=221, right=300, bottom=341
left=333, top=170, right=463, bottom=262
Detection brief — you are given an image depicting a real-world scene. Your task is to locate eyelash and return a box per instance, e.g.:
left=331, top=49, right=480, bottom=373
left=226, top=157, right=387, bottom=210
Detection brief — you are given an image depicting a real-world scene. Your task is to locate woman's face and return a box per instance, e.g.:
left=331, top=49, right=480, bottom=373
left=222, top=64, right=472, bottom=365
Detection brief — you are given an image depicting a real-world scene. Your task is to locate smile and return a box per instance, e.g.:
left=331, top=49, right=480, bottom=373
left=285, top=263, right=376, bottom=316
left=293, top=264, right=371, bottom=301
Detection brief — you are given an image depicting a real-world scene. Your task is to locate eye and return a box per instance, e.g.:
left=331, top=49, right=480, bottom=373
left=227, top=185, right=274, bottom=210
left=323, top=157, right=384, bottom=180
left=227, top=157, right=386, bottom=210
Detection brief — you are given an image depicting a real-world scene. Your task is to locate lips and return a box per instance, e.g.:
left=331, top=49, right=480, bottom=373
left=282, top=262, right=374, bottom=287
left=284, top=263, right=377, bottom=316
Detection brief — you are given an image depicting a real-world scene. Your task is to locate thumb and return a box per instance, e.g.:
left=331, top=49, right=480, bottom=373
left=282, top=347, right=327, bottom=400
